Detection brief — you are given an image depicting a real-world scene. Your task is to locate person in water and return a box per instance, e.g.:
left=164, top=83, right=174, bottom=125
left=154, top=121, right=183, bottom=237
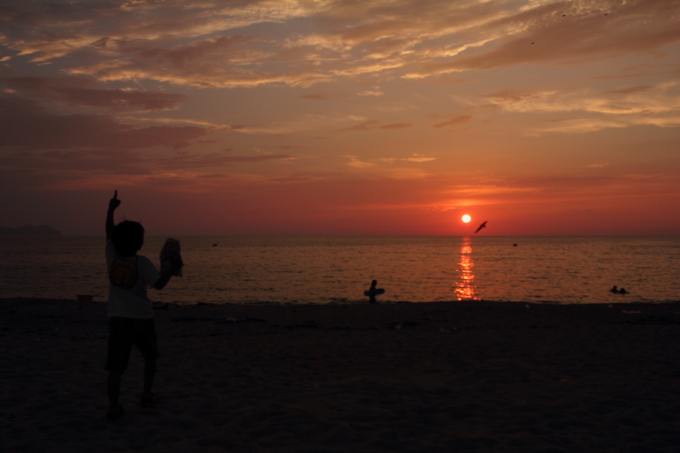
left=366, top=280, right=385, bottom=303
left=610, top=285, right=629, bottom=295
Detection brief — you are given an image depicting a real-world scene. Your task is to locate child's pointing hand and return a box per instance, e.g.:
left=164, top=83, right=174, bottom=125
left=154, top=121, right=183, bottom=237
left=109, top=190, right=121, bottom=211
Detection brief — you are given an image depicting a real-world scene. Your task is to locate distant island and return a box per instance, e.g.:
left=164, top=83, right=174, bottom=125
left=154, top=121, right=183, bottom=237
left=0, top=224, right=62, bottom=236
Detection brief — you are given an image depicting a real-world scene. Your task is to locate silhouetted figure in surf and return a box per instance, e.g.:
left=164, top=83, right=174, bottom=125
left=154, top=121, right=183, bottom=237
left=610, top=285, right=629, bottom=295
left=369, top=280, right=378, bottom=303
left=104, top=190, right=183, bottom=422
left=365, top=280, right=385, bottom=303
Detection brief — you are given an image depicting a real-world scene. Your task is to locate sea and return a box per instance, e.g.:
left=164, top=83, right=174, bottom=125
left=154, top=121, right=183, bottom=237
left=0, top=236, right=678, bottom=305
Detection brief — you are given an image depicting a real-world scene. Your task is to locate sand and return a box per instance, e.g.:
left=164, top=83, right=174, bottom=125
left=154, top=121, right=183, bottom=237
left=2, top=298, right=680, bottom=453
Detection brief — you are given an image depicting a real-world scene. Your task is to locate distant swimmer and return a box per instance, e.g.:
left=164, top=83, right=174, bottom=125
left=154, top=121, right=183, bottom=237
left=610, top=285, right=629, bottom=295
left=475, top=221, right=487, bottom=234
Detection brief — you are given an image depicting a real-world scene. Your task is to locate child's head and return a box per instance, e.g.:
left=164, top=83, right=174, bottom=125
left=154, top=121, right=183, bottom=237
left=111, top=220, right=144, bottom=257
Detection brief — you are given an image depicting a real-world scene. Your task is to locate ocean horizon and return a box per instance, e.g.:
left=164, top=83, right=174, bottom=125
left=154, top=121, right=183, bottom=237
left=1, top=235, right=678, bottom=305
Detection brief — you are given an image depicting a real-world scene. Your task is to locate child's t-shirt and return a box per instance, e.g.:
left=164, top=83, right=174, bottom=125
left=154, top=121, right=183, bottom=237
left=106, top=239, right=161, bottom=319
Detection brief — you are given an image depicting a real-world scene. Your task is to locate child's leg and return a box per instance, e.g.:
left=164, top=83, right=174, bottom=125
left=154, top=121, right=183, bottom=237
left=107, top=370, right=123, bottom=408
left=105, top=371, right=126, bottom=421
left=133, top=319, right=160, bottom=406
left=105, top=318, right=133, bottom=420
left=143, top=359, right=156, bottom=395
left=140, top=359, right=159, bottom=407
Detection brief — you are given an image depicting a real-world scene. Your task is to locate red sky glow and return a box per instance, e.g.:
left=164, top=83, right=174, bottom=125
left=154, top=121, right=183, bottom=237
left=0, top=0, right=678, bottom=235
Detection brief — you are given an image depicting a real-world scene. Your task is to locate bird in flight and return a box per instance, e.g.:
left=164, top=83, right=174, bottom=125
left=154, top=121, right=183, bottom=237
left=475, top=221, right=487, bottom=234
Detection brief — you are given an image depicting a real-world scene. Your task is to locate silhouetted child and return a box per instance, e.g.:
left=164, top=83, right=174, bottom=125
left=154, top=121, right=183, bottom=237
left=104, top=190, right=183, bottom=422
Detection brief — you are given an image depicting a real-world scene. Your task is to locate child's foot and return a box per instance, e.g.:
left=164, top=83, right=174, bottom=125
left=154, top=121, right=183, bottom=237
left=140, top=392, right=159, bottom=408
left=104, top=403, right=125, bottom=422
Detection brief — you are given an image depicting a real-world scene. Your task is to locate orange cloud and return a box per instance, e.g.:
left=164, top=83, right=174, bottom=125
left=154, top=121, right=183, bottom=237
left=482, top=82, right=680, bottom=134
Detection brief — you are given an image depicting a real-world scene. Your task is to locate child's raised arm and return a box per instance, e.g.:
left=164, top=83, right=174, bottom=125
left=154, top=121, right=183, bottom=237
left=106, top=190, right=121, bottom=240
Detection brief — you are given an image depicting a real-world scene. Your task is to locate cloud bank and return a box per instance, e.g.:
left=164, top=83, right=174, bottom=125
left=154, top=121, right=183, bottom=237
left=1, top=0, right=677, bottom=88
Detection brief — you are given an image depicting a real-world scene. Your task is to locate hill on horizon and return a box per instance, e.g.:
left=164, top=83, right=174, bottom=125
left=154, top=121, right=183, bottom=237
left=0, top=224, right=62, bottom=236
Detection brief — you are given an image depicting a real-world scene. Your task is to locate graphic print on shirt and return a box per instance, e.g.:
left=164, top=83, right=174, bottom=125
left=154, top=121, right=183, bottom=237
left=109, top=258, right=138, bottom=289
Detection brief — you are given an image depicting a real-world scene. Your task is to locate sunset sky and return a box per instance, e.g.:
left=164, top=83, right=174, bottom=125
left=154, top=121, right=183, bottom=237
left=0, top=0, right=678, bottom=236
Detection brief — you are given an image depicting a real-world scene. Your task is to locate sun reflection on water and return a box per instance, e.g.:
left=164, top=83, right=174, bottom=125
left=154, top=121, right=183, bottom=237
left=455, top=237, right=480, bottom=301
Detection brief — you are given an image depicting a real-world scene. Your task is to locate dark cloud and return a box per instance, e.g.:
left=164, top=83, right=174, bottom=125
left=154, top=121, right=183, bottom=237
left=433, top=116, right=471, bottom=128
left=0, top=141, right=296, bottom=189
left=0, top=1, right=120, bottom=24
left=380, top=123, right=411, bottom=129
left=529, top=117, right=587, bottom=125
left=298, top=92, right=348, bottom=100
left=0, top=149, right=149, bottom=177
left=136, top=35, right=255, bottom=70
left=0, top=94, right=207, bottom=150
left=196, top=173, right=229, bottom=179
left=0, top=148, right=294, bottom=174
left=172, top=151, right=295, bottom=165
left=299, top=93, right=332, bottom=100
left=0, top=93, right=295, bottom=181
left=269, top=173, right=315, bottom=183
left=157, top=150, right=296, bottom=169
left=606, top=85, right=653, bottom=95
left=587, top=74, right=649, bottom=81
left=69, top=33, right=294, bottom=88
left=1, top=77, right=187, bottom=110
left=337, top=120, right=379, bottom=132
left=483, top=90, right=533, bottom=103
left=267, top=172, right=341, bottom=183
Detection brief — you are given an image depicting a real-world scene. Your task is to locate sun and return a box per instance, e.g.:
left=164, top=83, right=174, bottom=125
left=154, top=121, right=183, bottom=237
left=462, top=214, right=471, bottom=223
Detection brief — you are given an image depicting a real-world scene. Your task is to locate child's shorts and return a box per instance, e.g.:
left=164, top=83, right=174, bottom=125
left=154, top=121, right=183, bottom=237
left=106, top=317, right=159, bottom=372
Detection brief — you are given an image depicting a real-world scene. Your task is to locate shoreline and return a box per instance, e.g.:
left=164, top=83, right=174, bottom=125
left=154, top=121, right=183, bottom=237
left=5, top=296, right=680, bottom=306
left=3, top=298, right=680, bottom=452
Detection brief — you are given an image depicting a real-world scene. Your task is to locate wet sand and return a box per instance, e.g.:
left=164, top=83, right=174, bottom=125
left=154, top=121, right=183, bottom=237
left=2, top=298, right=680, bottom=452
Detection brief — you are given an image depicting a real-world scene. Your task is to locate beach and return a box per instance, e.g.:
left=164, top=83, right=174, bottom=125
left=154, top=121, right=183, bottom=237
left=2, top=298, right=680, bottom=452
